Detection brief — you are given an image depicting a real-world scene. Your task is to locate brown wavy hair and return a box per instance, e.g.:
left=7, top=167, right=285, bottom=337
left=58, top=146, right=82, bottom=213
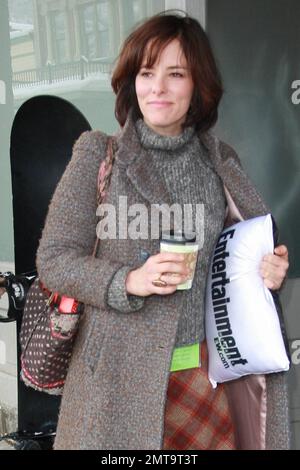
left=111, top=12, right=223, bottom=132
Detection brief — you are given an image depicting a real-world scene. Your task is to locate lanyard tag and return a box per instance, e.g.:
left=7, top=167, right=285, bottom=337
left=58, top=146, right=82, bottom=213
left=170, top=343, right=201, bottom=372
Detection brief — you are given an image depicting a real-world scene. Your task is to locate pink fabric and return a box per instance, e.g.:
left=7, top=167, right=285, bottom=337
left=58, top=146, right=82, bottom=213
left=223, top=184, right=244, bottom=225
left=225, top=375, right=267, bottom=449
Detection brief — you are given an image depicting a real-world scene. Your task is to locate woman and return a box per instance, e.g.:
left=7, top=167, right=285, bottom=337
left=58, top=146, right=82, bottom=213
left=36, top=13, right=290, bottom=450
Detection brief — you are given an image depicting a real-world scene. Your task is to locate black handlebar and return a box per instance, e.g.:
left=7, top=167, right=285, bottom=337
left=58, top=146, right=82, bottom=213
left=0, top=271, right=36, bottom=322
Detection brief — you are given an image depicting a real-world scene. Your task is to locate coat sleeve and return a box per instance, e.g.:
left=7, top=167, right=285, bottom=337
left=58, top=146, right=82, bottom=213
left=107, top=266, right=144, bottom=312
left=36, top=130, right=143, bottom=312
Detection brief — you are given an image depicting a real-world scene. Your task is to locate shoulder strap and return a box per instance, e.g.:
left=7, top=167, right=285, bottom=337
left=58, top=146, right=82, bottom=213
left=92, top=136, right=117, bottom=257
left=97, top=136, right=117, bottom=206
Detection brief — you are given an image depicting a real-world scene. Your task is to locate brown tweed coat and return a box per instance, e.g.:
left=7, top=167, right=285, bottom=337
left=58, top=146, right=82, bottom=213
left=36, top=113, right=290, bottom=450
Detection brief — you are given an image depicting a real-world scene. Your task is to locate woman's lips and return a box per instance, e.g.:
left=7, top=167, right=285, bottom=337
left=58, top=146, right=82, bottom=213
left=147, top=101, right=172, bottom=108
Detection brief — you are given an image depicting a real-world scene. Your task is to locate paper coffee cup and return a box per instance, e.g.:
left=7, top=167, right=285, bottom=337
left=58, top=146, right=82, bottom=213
left=160, top=231, right=199, bottom=290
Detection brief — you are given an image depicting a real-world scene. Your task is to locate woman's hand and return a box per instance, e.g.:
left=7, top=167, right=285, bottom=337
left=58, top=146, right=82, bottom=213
left=125, top=252, right=190, bottom=297
left=260, top=244, right=289, bottom=290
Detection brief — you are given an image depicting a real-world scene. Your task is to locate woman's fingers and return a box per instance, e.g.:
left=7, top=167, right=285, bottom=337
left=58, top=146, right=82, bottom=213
left=141, top=251, right=192, bottom=295
left=260, top=245, right=289, bottom=290
left=152, top=252, right=185, bottom=264
left=150, top=284, right=178, bottom=295
left=159, top=272, right=188, bottom=286
left=156, top=262, right=189, bottom=275
left=274, top=244, right=289, bottom=261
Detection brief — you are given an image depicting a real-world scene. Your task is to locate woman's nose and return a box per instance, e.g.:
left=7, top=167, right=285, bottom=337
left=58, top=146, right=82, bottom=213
left=151, top=75, right=166, bottom=94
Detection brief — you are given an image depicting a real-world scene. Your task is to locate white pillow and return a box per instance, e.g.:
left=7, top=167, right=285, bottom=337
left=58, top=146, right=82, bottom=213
left=205, top=214, right=290, bottom=388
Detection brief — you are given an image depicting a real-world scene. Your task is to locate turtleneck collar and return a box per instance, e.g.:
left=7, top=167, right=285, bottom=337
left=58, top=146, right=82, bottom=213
left=135, top=118, right=195, bottom=152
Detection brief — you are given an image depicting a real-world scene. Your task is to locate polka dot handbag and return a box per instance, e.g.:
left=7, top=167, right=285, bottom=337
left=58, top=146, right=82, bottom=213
left=19, top=280, right=83, bottom=394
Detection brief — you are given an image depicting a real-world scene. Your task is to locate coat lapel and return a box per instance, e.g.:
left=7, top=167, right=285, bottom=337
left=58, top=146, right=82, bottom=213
left=199, top=130, right=269, bottom=220
left=115, top=112, right=173, bottom=208
left=126, top=148, right=173, bottom=207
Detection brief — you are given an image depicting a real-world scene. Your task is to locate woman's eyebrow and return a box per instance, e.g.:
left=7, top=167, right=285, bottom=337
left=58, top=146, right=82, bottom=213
left=167, top=66, right=188, bottom=70
left=140, top=65, right=188, bottom=69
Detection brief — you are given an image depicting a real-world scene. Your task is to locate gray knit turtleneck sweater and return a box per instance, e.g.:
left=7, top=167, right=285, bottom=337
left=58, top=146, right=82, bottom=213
left=108, top=119, right=226, bottom=347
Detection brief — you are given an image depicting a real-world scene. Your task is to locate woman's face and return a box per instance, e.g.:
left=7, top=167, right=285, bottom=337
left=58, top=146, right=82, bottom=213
left=135, top=39, right=194, bottom=136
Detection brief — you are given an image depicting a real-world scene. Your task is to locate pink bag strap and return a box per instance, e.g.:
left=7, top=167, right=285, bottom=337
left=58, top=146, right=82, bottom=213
left=97, top=136, right=117, bottom=205
left=92, top=136, right=117, bottom=257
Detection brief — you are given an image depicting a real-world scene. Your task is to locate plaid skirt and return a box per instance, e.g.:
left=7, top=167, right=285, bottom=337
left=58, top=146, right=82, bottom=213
left=163, top=342, right=236, bottom=450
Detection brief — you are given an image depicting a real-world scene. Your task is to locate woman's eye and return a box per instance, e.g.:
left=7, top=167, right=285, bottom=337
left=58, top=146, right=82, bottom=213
left=170, top=72, right=184, bottom=78
left=140, top=71, right=152, bottom=77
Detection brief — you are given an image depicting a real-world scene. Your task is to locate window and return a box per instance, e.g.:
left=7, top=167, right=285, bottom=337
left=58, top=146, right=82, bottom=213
left=132, top=0, right=144, bottom=20
left=80, top=1, right=109, bottom=60
left=51, top=11, right=67, bottom=64
left=96, top=1, right=109, bottom=58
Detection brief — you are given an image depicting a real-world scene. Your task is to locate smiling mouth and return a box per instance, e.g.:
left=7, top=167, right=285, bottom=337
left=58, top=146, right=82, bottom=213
left=148, top=102, right=172, bottom=107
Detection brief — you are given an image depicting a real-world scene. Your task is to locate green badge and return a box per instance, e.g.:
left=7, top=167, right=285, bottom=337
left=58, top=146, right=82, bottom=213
left=170, top=343, right=201, bottom=372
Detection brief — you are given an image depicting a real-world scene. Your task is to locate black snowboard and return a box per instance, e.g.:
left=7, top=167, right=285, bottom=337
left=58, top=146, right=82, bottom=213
left=10, top=95, right=91, bottom=447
